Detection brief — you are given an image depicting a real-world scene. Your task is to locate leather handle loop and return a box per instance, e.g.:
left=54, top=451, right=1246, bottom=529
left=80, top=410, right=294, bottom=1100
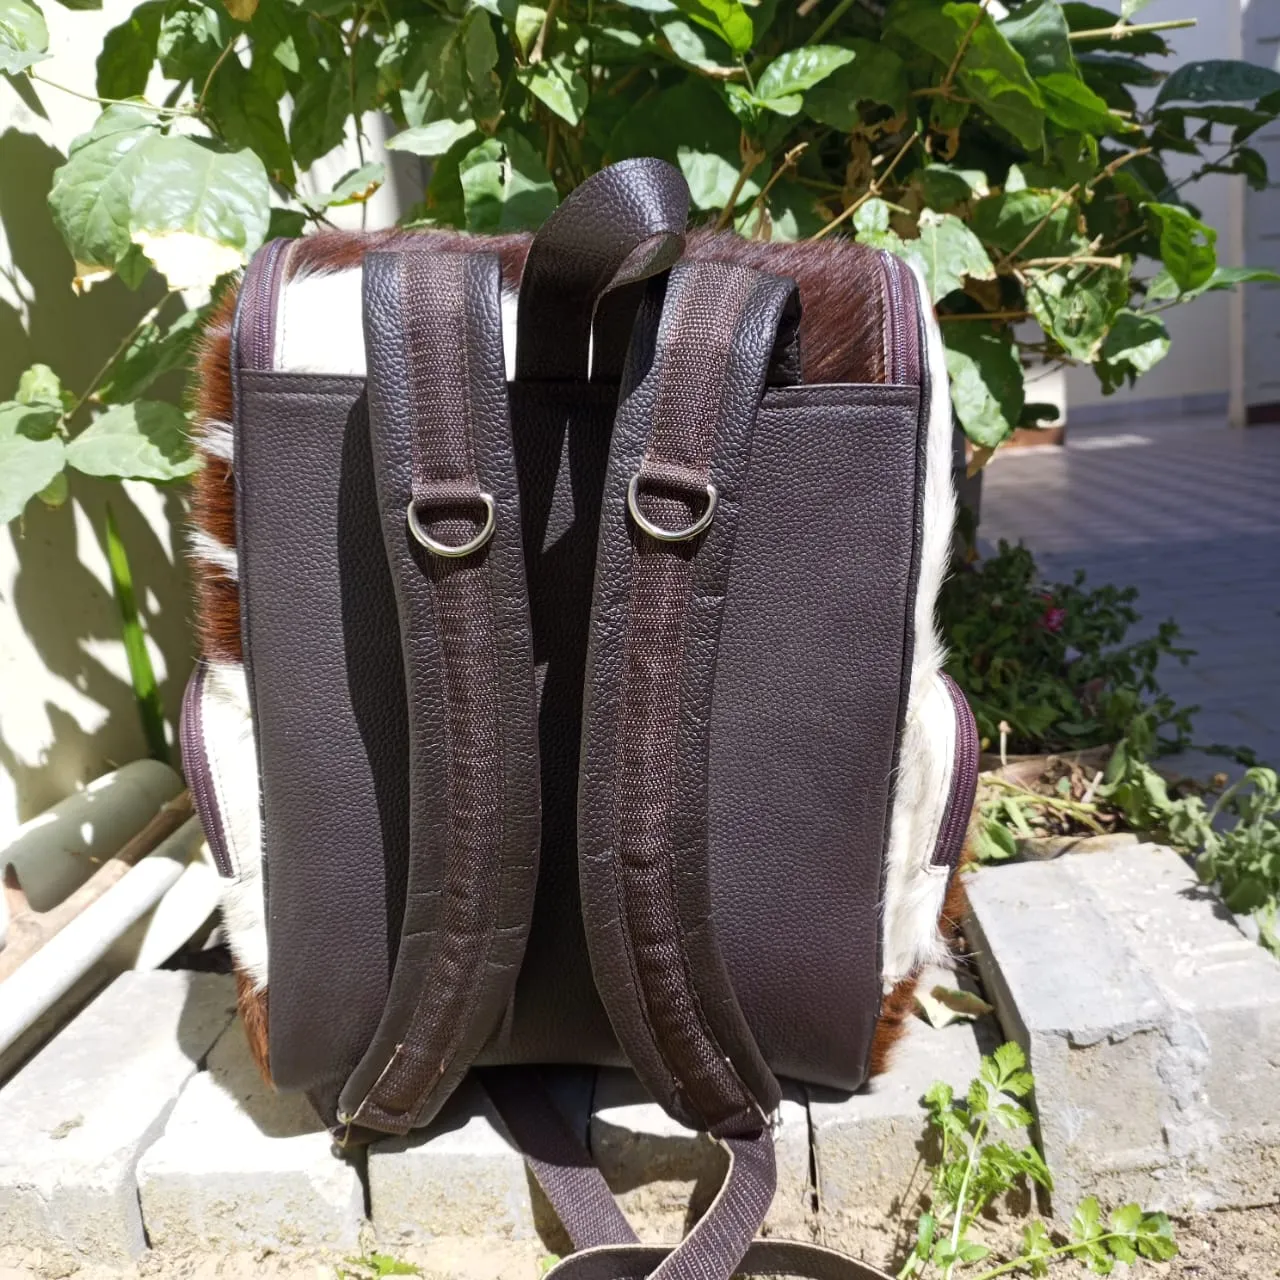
left=515, top=158, right=690, bottom=383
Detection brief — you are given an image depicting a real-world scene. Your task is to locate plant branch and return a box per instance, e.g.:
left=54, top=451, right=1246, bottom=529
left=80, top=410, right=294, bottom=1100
left=27, top=72, right=189, bottom=116
left=940, top=309, right=1030, bottom=324
left=995, top=183, right=1079, bottom=271
left=530, top=0, right=561, bottom=65
left=715, top=145, right=765, bottom=231
left=968, top=1232, right=1146, bottom=1280
left=1021, top=254, right=1126, bottom=269
left=197, top=37, right=240, bottom=112
left=68, top=294, right=177, bottom=425
left=812, top=129, right=919, bottom=241
left=1069, top=18, right=1196, bottom=41
left=743, top=143, right=808, bottom=237
left=941, top=0, right=992, bottom=94
left=807, top=0, right=856, bottom=47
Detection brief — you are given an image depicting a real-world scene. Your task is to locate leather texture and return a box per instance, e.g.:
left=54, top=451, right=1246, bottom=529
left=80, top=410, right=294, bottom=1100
left=516, top=158, right=689, bottom=382
left=234, top=373, right=407, bottom=1098
left=337, top=249, right=542, bottom=1137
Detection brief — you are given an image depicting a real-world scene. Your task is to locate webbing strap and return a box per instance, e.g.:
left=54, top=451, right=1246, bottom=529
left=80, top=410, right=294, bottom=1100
left=484, top=1071, right=893, bottom=1280
left=579, top=261, right=802, bottom=1140
left=480, top=1067, right=638, bottom=1250
left=339, top=250, right=540, bottom=1137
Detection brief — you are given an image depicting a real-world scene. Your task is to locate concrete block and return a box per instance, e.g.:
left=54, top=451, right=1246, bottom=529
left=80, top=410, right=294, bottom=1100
left=136, top=1017, right=365, bottom=1251
left=0, top=970, right=236, bottom=1265
left=368, top=1068, right=595, bottom=1248
left=966, top=846, right=1280, bottom=1212
left=808, top=1008, right=990, bottom=1229
left=590, top=1069, right=812, bottom=1241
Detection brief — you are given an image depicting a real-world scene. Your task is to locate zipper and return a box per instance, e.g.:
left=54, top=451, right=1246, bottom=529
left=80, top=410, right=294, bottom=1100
left=931, top=674, right=980, bottom=871
left=180, top=659, right=235, bottom=878
left=878, top=251, right=921, bottom=386
left=237, top=237, right=290, bottom=373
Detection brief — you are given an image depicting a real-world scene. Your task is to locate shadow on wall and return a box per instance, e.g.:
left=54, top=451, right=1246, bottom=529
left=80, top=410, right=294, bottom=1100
left=0, top=127, right=196, bottom=824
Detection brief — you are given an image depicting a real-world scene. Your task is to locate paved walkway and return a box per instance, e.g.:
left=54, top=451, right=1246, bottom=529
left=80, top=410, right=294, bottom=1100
left=978, top=417, right=1280, bottom=769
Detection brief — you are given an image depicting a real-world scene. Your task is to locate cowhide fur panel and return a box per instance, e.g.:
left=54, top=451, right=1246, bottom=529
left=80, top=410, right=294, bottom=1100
left=187, top=228, right=963, bottom=1084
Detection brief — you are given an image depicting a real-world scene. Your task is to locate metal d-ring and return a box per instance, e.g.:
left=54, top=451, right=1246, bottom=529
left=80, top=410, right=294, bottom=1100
left=406, top=491, right=496, bottom=558
left=626, top=471, right=718, bottom=543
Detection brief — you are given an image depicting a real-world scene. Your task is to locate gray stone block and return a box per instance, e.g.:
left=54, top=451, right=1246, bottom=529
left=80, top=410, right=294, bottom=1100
left=808, top=1006, right=990, bottom=1229
left=966, top=846, right=1280, bottom=1212
left=136, top=1018, right=365, bottom=1251
left=0, top=970, right=235, bottom=1264
left=590, top=1069, right=812, bottom=1241
left=368, top=1069, right=594, bottom=1248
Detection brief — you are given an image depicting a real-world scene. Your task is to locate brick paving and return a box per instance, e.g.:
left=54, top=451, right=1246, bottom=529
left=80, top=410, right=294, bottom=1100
left=978, top=418, right=1280, bottom=769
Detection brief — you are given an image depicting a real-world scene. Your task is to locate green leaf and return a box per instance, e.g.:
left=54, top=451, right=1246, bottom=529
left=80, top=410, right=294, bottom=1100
left=1134, top=1211, right=1178, bottom=1261
left=289, top=68, right=351, bottom=169
left=1026, top=265, right=1126, bottom=361
left=886, top=0, right=1044, bottom=150
left=900, top=209, right=996, bottom=303
left=0, top=0, right=47, bottom=74
left=459, top=130, right=558, bottom=232
left=156, top=0, right=224, bottom=83
left=944, top=323, right=1024, bottom=447
left=606, top=78, right=755, bottom=212
left=98, top=307, right=205, bottom=405
left=757, top=44, right=855, bottom=106
left=127, top=137, right=270, bottom=289
left=1157, top=59, right=1280, bottom=107
left=518, top=57, right=589, bottom=125
left=918, top=164, right=989, bottom=209
left=673, top=0, right=752, bottom=56
left=388, top=118, right=478, bottom=157
left=204, top=56, right=294, bottom=187
left=96, top=0, right=164, bottom=99
left=47, top=105, right=163, bottom=281
left=662, top=18, right=735, bottom=72
left=1098, top=309, right=1170, bottom=389
left=309, top=162, right=385, bottom=209
left=1201, top=264, right=1280, bottom=293
left=66, top=401, right=198, bottom=482
left=803, top=39, right=909, bottom=125
left=1145, top=201, right=1217, bottom=293
left=514, top=4, right=545, bottom=55
left=970, top=186, right=1082, bottom=259
left=0, top=401, right=65, bottom=525
left=1070, top=1195, right=1104, bottom=1244
left=16, top=363, right=65, bottom=410
left=462, top=9, right=502, bottom=125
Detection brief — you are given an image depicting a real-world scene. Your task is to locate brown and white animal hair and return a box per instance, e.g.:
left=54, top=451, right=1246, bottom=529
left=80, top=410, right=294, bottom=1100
left=187, top=229, right=964, bottom=1080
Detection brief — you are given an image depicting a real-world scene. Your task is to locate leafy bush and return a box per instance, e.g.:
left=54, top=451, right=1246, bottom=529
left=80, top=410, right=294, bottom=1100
left=939, top=541, right=1191, bottom=755
left=903, top=1041, right=1177, bottom=1278
left=3, top=0, right=1280, bottom=522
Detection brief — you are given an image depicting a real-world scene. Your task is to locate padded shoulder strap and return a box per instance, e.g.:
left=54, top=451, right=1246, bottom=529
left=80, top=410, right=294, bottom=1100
left=337, top=249, right=541, bottom=1138
left=578, top=260, right=802, bottom=1140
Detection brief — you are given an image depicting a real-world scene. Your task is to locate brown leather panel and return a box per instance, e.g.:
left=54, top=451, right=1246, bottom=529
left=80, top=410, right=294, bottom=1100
left=476, top=380, right=625, bottom=1069
left=708, top=383, right=922, bottom=1091
left=235, top=372, right=408, bottom=1094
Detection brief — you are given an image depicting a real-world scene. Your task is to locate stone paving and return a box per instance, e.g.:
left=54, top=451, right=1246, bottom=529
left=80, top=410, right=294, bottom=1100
left=979, top=418, right=1280, bottom=769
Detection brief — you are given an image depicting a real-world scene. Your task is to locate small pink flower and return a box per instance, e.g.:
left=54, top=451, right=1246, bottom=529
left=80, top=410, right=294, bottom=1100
left=1040, top=606, right=1067, bottom=633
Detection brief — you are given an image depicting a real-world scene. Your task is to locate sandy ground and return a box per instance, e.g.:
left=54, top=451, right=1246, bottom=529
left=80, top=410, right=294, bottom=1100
left=2, top=1205, right=1277, bottom=1280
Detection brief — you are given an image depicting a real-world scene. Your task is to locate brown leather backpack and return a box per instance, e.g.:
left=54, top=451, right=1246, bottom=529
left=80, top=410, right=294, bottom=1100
left=181, top=158, right=977, bottom=1279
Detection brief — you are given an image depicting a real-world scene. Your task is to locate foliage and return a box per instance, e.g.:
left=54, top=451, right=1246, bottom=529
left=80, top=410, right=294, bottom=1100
left=1098, top=714, right=1280, bottom=953
left=901, top=1042, right=1177, bottom=1279
left=939, top=540, right=1192, bottom=755
left=337, top=1253, right=421, bottom=1278
left=4, top=0, right=1280, bottom=530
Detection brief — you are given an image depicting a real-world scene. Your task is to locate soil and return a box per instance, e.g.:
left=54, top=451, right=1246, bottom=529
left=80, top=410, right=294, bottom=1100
left=2, top=1206, right=1278, bottom=1280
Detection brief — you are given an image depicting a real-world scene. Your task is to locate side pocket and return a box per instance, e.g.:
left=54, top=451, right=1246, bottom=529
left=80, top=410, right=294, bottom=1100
left=931, top=674, right=979, bottom=871
left=179, top=656, right=268, bottom=988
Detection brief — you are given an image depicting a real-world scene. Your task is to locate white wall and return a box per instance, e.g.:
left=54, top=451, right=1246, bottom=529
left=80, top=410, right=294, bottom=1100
left=1064, top=0, right=1245, bottom=418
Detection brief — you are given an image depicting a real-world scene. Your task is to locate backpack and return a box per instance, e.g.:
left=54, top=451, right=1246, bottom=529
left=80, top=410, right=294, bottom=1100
left=180, top=158, right=977, bottom=1279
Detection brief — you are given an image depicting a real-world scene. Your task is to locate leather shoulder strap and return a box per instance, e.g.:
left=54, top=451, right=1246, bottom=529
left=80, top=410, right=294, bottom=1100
left=337, top=248, right=541, bottom=1138
left=516, top=158, right=689, bottom=382
left=578, top=260, right=802, bottom=1139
